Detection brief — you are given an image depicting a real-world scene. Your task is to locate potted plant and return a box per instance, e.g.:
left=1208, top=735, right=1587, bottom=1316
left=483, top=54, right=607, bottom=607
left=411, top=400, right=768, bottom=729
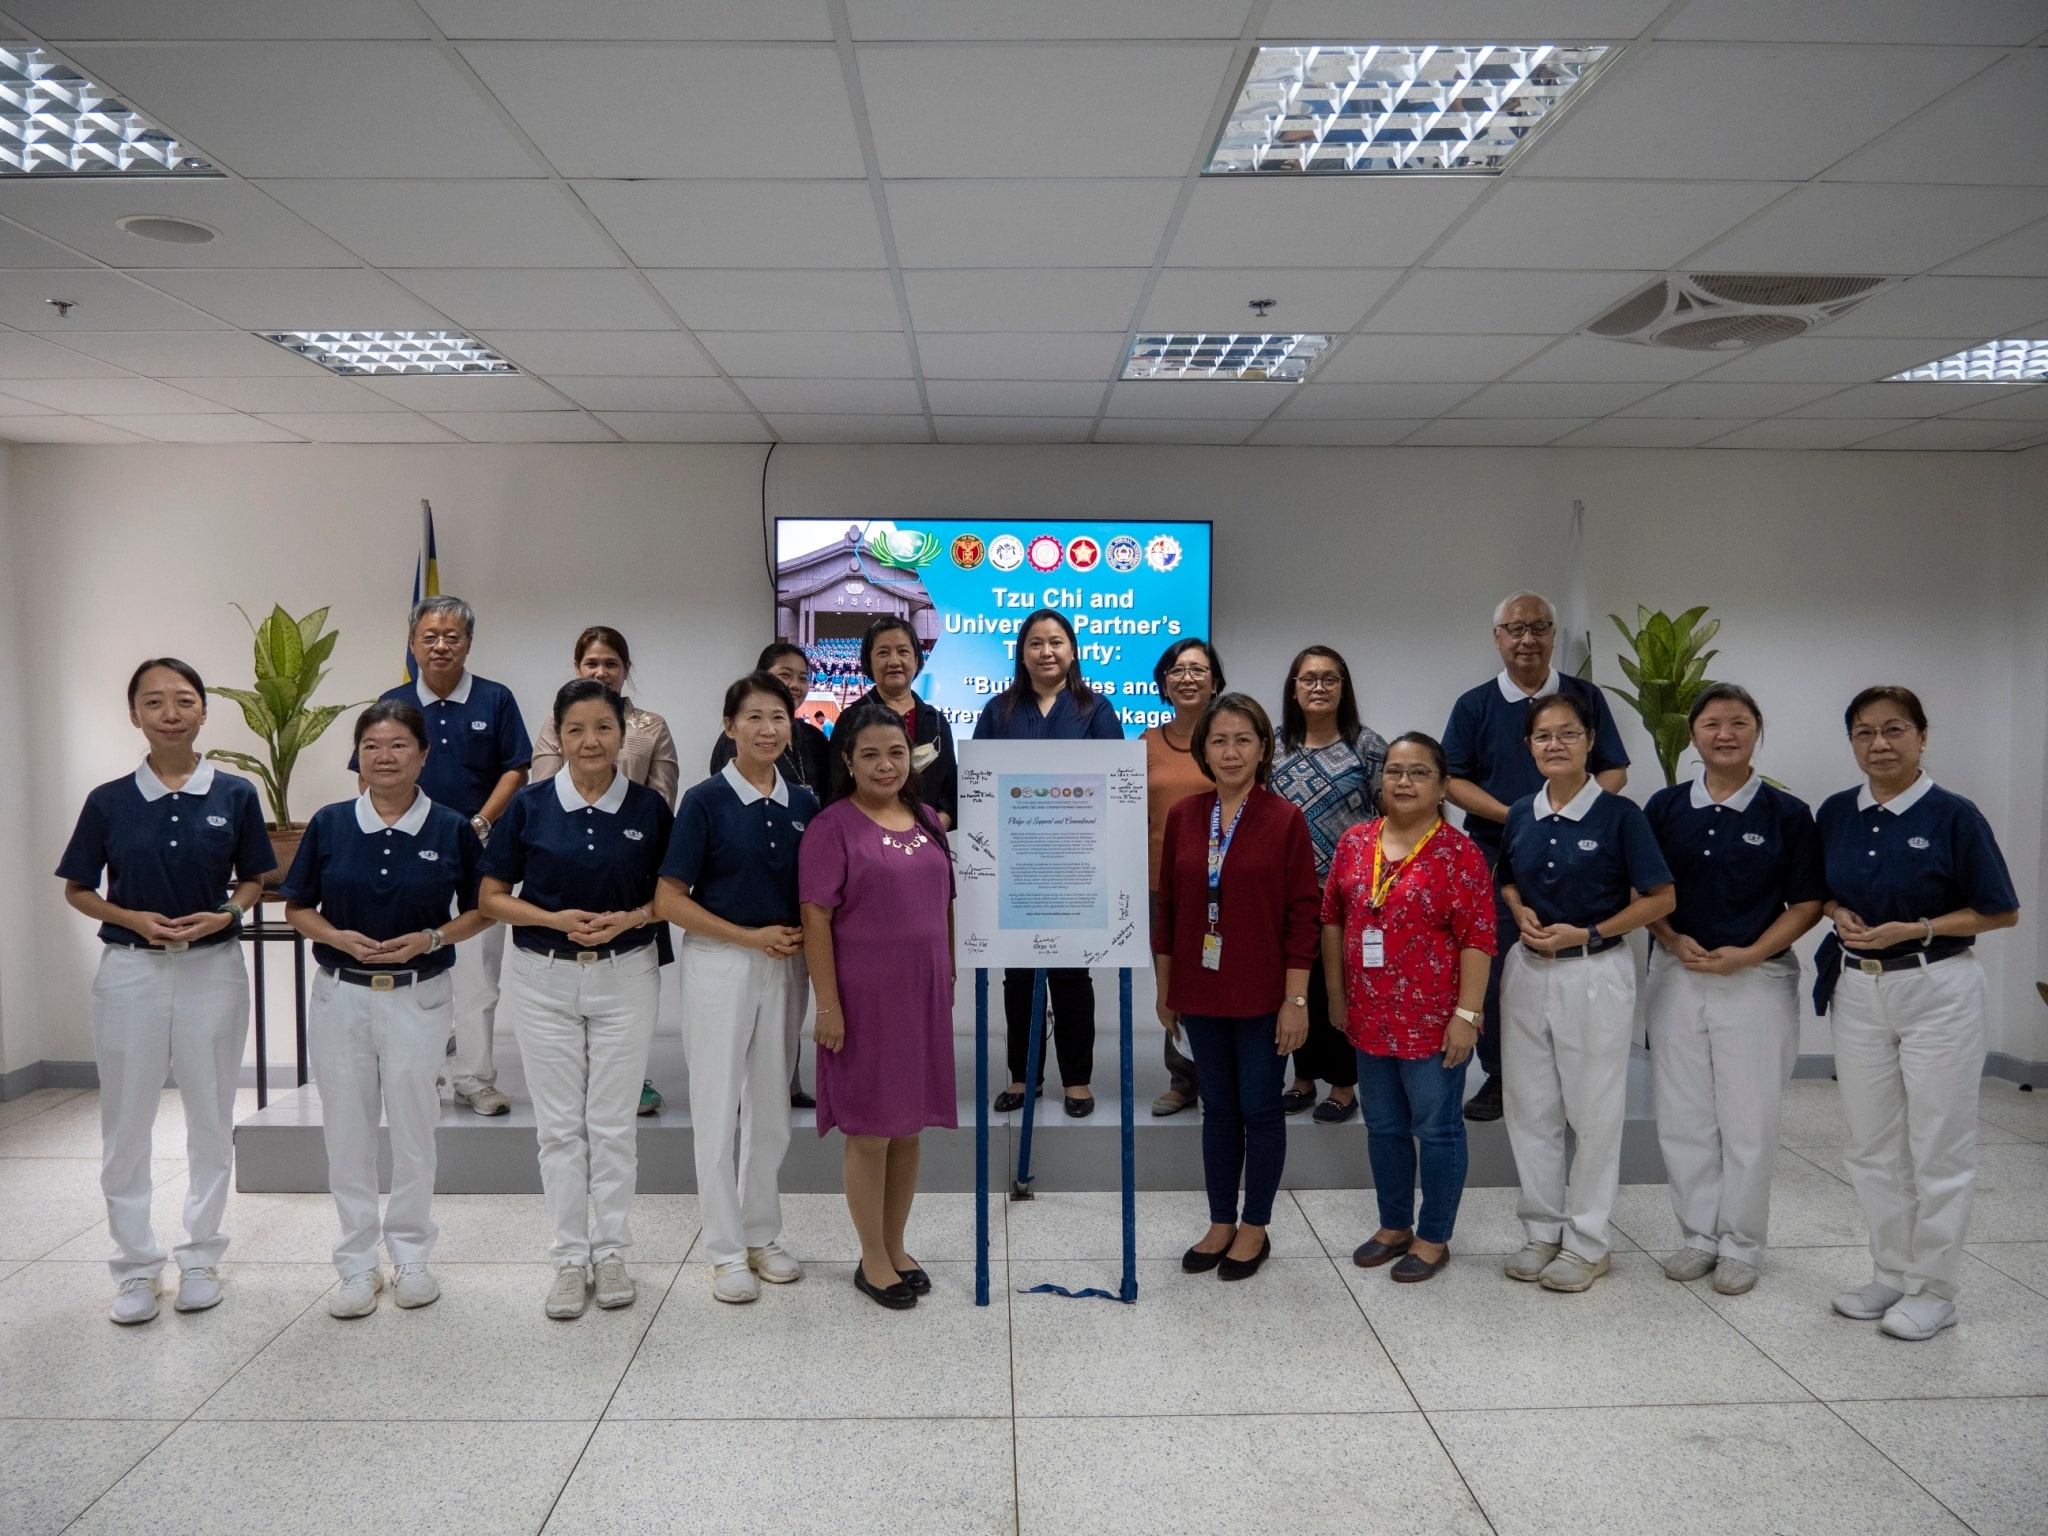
left=206, top=603, right=363, bottom=886
left=1605, top=604, right=1720, bottom=788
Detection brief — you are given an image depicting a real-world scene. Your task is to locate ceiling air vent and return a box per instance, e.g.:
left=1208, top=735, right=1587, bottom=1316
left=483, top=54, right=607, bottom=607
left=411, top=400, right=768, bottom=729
left=1586, top=273, right=1894, bottom=351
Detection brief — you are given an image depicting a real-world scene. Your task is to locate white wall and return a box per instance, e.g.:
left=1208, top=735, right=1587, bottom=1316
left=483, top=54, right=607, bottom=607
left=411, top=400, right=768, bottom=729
left=7, top=441, right=2043, bottom=1071
left=0, top=443, right=38, bottom=1077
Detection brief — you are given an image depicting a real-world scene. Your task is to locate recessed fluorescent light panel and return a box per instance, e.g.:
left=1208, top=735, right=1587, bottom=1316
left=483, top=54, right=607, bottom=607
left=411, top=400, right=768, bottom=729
left=0, top=44, right=216, bottom=176
left=261, top=331, right=518, bottom=376
left=1207, top=44, right=1608, bottom=175
left=1886, top=339, right=2048, bottom=383
left=1123, top=333, right=1331, bottom=382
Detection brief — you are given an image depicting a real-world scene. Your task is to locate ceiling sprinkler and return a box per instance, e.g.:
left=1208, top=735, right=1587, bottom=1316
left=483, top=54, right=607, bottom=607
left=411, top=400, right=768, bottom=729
left=45, top=298, right=77, bottom=317
left=1248, top=298, right=1276, bottom=318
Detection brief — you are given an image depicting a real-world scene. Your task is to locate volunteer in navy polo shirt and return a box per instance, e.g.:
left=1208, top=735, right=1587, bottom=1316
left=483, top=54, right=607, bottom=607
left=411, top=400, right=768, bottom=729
left=352, top=595, right=531, bottom=1117
left=282, top=698, right=489, bottom=1316
left=57, top=658, right=275, bottom=1326
left=1815, top=686, right=2018, bottom=1343
left=1443, top=591, right=1629, bottom=1122
left=1641, top=684, right=1826, bottom=1296
left=1497, top=691, right=1672, bottom=1293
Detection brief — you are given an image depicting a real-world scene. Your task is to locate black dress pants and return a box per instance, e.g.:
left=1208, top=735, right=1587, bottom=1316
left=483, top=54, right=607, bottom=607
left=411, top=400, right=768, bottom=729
left=1004, top=967, right=1096, bottom=1088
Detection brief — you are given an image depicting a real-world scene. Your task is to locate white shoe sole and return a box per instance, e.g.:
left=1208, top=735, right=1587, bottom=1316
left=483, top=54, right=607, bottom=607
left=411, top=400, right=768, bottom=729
left=329, top=1293, right=379, bottom=1319
left=712, top=1282, right=760, bottom=1304
left=110, top=1299, right=159, bottom=1326
left=393, top=1287, right=440, bottom=1310
left=1881, top=1313, right=1957, bottom=1341
left=1832, top=1293, right=1902, bottom=1321
left=173, top=1290, right=222, bottom=1313
left=595, top=1289, right=635, bottom=1309
left=748, top=1261, right=801, bottom=1285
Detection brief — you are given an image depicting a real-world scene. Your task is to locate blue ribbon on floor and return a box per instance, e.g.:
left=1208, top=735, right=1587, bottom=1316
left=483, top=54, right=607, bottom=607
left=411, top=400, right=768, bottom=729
left=974, top=967, right=990, bottom=1308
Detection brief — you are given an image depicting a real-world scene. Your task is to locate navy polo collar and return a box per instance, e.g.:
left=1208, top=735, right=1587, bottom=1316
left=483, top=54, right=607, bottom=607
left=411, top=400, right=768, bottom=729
left=1540, top=774, right=1602, bottom=822
left=1496, top=666, right=1561, bottom=703
left=355, top=789, right=433, bottom=836
left=553, top=765, right=630, bottom=815
left=415, top=670, right=474, bottom=707
left=1857, top=772, right=1934, bottom=816
left=722, top=759, right=790, bottom=807
left=135, top=759, right=214, bottom=802
left=1689, top=769, right=1764, bottom=813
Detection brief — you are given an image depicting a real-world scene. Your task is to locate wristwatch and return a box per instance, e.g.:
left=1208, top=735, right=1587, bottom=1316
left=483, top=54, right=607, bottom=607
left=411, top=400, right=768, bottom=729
left=217, top=900, right=247, bottom=920
left=469, top=814, right=491, bottom=845
left=1452, top=1007, right=1481, bottom=1026
left=1287, top=994, right=1308, bottom=1008
left=1586, top=923, right=1603, bottom=945
left=424, top=927, right=445, bottom=955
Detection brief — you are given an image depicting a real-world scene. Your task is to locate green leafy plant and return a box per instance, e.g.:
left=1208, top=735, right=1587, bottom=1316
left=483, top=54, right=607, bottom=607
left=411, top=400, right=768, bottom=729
left=206, top=604, right=361, bottom=827
left=1606, top=604, right=1720, bottom=788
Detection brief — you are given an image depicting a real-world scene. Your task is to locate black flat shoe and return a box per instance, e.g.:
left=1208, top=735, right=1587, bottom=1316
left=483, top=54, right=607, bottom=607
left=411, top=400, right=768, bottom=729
left=992, top=1088, right=1040, bottom=1113
left=1390, top=1248, right=1450, bottom=1284
left=1352, top=1234, right=1413, bottom=1268
left=789, top=1088, right=816, bottom=1109
left=1217, top=1234, right=1271, bottom=1282
left=1313, top=1094, right=1359, bottom=1124
left=855, top=1267, right=917, bottom=1310
left=1182, top=1243, right=1229, bottom=1274
left=1281, top=1087, right=1316, bottom=1116
left=895, top=1266, right=932, bottom=1295
left=1463, top=1074, right=1503, bottom=1123
left=1063, top=1094, right=1095, bottom=1118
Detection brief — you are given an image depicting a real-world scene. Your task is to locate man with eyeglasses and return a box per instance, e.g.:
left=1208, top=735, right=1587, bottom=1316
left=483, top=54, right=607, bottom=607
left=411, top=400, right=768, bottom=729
left=1441, top=591, right=1629, bottom=1122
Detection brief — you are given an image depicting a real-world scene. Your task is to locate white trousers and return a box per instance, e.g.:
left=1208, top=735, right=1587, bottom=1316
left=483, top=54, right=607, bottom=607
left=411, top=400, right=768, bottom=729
left=1503, top=943, right=1635, bottom=1262
left=1833, top=954, right=1986, bottom=1301
left=682, top=937, right=800, bottom=1267
left=89, top=943, right=249, bottom=1283
left=509, top=945, right=660, bottom=1267
left=450, top=921, right=506, bottom=1097
left=308, top=969, right=451, bottom=1277
left=1645, top=947, right=1800, bottom=1265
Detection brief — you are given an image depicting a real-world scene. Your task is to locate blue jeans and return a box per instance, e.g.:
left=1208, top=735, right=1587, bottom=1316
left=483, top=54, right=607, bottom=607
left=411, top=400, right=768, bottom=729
left=1180, top=1013, right=1287, bottom=1227
left=1357, top=1048, right=1470, bottom=1245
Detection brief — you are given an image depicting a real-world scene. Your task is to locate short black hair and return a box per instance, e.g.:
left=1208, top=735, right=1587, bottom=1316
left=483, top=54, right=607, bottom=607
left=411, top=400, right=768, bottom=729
left=127, top=657, right=206, bottom=708
left=1384, top=730, right=1448, bottom=780
left=725, top=670, right=795, bottom=722
left=553, top=677, right=626, bottom=731
left=757, top=641, right=808, bottom=671
left=1191, top=693, right=1276, bottom=787
left=1152, top=636, right=1225, bottom=698
left=1524, top=691, right=1596, bottom=739
left=353, top=698, right=428, bottom=750
left=859, top=615, right=924, bottom=682
left=1688, top=682, right=1763, bottom=732
left=1844, top=685, right=1927, bottom=736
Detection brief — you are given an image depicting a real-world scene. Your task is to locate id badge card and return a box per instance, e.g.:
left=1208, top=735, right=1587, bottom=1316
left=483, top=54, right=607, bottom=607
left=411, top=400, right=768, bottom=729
left=1360, top=928, right=1386, bottom=969
left=1201, top=932, right=1222, bottom=970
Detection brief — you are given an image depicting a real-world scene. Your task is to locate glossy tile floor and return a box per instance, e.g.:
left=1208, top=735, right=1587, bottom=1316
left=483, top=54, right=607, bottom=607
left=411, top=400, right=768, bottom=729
left=2, top=1078, right=2045, bottom=1535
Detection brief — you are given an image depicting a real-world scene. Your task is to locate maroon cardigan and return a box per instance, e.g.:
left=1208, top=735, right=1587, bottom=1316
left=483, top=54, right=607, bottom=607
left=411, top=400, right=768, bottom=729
left=1156, top=786, right=1321, bottom=1018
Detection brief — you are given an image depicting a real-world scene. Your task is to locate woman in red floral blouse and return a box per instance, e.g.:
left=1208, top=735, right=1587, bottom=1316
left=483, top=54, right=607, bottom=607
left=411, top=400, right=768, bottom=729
left=1322, top=732, right=1496, bottom=1283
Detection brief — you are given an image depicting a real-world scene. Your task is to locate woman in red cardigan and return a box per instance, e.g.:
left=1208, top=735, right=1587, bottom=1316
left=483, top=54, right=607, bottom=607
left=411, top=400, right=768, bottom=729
left=1154, top=693, right=1321, bottom=1282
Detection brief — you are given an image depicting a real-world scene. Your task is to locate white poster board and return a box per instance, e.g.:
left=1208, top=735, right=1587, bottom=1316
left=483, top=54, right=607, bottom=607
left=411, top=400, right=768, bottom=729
left=955, top=739, right=1151, bottom=969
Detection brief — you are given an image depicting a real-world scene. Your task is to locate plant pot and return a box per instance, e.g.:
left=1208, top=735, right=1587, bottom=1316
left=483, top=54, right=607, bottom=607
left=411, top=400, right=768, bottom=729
left=262, top=823, right=307, bottom=891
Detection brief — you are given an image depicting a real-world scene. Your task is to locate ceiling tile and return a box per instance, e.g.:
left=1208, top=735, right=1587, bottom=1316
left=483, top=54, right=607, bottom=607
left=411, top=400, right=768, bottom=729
left=1828, top=52, right=2048, bottom=186
left=575, top=181, right=886, bottom=268
left=423, top=410, right=616, bottom=442
left=1939, top=218, right=2048, bottom=278
left=1169, top=178, right=1489, bottom=268
left=1429, top=180, right=1791, bottom=271
left=259, top=180, right=621, bottom=268
left=1261, top=0, right=1670, bottom=35
left=17, top=2, right=427, bottom=39
left=1787, top=381, right=2032, bottom=418
left=1449, top=380, right=1663, bottom=416
left=696, top=332, right=912, bottom=379
left=736, top=378, right=924, bottom=414
left=70, top=42, right=540, bottom=177
left=1317, top=334, right=1552, bottom=382
left=1142, top=268, right=1401, bottom=332
left=0, top=180, right=356, bottom=268
left=1504, top=336, right=1728, bottom=382
left=917, top=332, right=1127, bottom=380
left=55, top=330, right=329, bottom=377
left=1274, top=382, right=1479, bottom=418
left=1403, top=417, right=1591, bottom=444
left=851, top=0, right=1254, bottom=39
left=903, top=269, right=1147, bottom=331
left=1096, top=418, right=1263, bottom=443
left=1616, top=380, right=1847, bottom=416
left=421, top=0, right=832, bottom=39
left=933, top=417, right=1095, bottom=443
left=473, top=330, right=714, bottom=375
left=1688, top=185, right=2048, bottom=276
left=0, top=335, right=130, bottom=379
left=140, top=268, right=448, bottom=328
left=594, top=412, right=773, bottom=441
left=360, top=375, right=569, bottom=410
left=1515, top=43, right=2001, bottom=181
left=1706, top=417, right=1915, bottom=448
left=886, top=180, right=1180, bottom=268
left=1940, top=388, right=2048, bottom=421
left=0, top=415, right=150, bottom=443
left=1251, top=418, right=1434, bottom=445
left=169, top=375, right=405, bottom=411
left=1107, top=380, right=1295, bottom=418
left=0, top=220, right=94, bottom=269
left=0, top=377, right=232, bottom=413
left=1658, top=0, right=2048, bottom=44
left=95, top=413, right=307, bottom=442
left=1364, top=269, right=1652, bottom=335
left=462, top=43, right=864, bottom=178
left=1814, top=278, right=2048, bottom=340
left=765, top=413, right=930, bottom=442
left=1854, top=417, right=2045, bottom=450
left=258, top=412, right=462, bottom=441
left=647, top=270, right=902, bottom=330
left=1689, top=336, right=1984, bottom=382
left=1551, top=416, right=1742, bottom=446
left=388, top=269, right=672, bottom=330
left=546, top=377, right=750, bottom=412
left=0, top=270, right=225, bottom=331
left=923, top=380, right=1108, bottom=416
left=860, top=44, right=1235, bottom=178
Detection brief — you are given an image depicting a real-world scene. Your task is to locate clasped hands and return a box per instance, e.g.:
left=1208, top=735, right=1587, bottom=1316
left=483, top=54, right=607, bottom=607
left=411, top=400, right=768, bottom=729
left=1832, top=908, right=1924, bottom=953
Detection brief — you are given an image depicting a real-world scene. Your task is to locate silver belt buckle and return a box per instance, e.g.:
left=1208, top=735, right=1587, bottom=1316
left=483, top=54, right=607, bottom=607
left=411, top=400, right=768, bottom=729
left=1858, top=958, right=1884, bottom=975
left=164, top=940, right=190, bottom=953
left=370, top=973, right=397, bottom=991
left=576, top=950, right=600, bottom=965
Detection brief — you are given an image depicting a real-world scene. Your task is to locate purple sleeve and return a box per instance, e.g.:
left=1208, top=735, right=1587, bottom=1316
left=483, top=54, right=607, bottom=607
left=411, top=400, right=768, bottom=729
left=798, top=807, right=847, bottom=911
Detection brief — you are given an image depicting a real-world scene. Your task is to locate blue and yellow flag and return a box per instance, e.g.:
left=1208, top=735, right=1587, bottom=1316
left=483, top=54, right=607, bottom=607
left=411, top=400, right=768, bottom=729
left=403, top=499, right=440, bottom=683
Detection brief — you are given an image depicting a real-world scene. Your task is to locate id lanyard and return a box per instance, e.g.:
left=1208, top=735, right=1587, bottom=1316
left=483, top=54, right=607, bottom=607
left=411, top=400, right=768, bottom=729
left=1360, top=817, right=1440, bottom=969
left=1203, top=795, right=1249, bottom=970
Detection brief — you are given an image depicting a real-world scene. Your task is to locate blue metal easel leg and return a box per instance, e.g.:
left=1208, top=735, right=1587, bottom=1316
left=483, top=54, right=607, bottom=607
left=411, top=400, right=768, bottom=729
left=1119, top=968, right=1137, bottom=1303
left=975, top=968, right=990, bottom=1307
left=1012, top=969, right=1047, bottom=1198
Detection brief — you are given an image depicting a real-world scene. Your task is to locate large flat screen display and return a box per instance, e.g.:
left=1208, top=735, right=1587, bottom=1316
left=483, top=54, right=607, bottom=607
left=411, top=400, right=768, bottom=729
left=773, top=518, right=1213, bottom=734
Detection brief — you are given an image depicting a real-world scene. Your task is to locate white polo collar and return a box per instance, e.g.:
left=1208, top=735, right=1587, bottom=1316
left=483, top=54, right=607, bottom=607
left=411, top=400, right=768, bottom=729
left=416, top=669, right=473, bottom=708
left=1541, top=774, right=1603, bottom=822
left=1496, top=666, right=1560, bottom=703
left=355, top=789, right=433, bottom=835
left=553, top=765, right=629, bottom=815
left=1690, top=769, right=1764, bottom=813
left=135, top=759, right=214, bottom=801
left=1858, top=772, right=1934, bottom=816
left=722, top=759, right=789, bottom=807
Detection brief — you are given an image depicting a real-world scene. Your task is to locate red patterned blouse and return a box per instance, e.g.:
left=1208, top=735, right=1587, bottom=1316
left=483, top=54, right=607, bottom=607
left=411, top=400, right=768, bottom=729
left=1320, top=817, right=1498, bottom=1059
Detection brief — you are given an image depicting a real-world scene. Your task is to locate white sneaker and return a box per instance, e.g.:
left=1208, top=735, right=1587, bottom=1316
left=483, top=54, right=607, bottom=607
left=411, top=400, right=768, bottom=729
left=329, top=1269, right=382, bottom=1319
left=1712, top=1258, right=1760, bottom=1296
left=1832, top=1281, right=1905, bottom=1321
left=459, top=1085, right=510, bottom=1116
left=1881, top=1294, right=1958, bottom=1341
left=109, top=1276, right=159, bottom=1326
left=392, top=1263, right=440, bottom=1309
left=712, top=1260, right=761, bottom=1304
left=545, top=1265, right=589, bottom=1319
left=1662, top=1247, right=1718, bottom=1283
left=747, top=1242, right=802, bottom=1285
left=593, top=1255, right=635, bottom=1310
left=1505, top=1241, right=1562, bottom=1282
left=1538, top=1250, right=1611, bottom=1292
left=173, top=1266, right=222, bottom=1312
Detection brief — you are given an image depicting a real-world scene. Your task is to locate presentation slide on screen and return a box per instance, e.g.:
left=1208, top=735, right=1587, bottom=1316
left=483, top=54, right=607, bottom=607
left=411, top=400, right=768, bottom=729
left=773, top=518, right=1213, bottom=732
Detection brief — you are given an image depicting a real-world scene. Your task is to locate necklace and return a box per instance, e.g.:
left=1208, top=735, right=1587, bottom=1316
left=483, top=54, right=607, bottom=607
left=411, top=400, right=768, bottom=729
left=879, top=826, right=929, bottom=857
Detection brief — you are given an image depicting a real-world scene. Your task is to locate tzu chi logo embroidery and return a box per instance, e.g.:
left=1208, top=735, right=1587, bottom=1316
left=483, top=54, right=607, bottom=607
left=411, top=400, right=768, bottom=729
left=1743, top=832, right=1766, bottom=846
left=1908, top=836, right=1931, bottom=850
left=206, top=815, right=228, bottom=827
left=1577, top=839, right=1599, bottom=851
left=622, top=828, right=645, bottom=841
left=470, top=719, right=488, bottom=731
left=418, top=849, right=440, bottom=861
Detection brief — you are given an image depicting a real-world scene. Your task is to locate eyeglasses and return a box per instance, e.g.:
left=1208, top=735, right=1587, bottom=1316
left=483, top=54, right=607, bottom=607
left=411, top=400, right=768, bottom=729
left=1850, top=724, right=1918, bottom=745
left=1295, top=673, right=1343, bottom=692
left=1382, top=766, right=1440, bottom=783
left=1164, top=665, right=1212, bottom=681
left=1495, top=621, right=1555, bottom=640
left=1530, top=729, right=1585, bottom=747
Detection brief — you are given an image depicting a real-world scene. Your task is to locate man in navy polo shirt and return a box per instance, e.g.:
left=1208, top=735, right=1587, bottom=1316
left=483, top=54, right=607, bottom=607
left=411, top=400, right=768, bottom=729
left=1443, top=591, right=1629, bottom=1122
left=355, top=595, right=531, bottom=1114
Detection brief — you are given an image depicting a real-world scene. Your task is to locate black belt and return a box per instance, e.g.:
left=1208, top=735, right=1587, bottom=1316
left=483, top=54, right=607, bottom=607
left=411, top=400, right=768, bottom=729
left=1843, top=940, right=1970, bottom=976
left=327, top=966, right=423, bottom=990
left=1523, top=935, right=1623, bottom=960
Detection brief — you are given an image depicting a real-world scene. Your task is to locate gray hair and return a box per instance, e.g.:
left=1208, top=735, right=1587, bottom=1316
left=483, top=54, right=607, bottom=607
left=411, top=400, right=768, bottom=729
left=409, top=595, right=475, bottom=637
left=1492, top=590, right=1557, bottom=628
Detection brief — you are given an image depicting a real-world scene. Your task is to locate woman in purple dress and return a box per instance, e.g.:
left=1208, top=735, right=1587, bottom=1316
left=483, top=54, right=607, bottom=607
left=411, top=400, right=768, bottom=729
left=799, top=700, right=958, bottom=1311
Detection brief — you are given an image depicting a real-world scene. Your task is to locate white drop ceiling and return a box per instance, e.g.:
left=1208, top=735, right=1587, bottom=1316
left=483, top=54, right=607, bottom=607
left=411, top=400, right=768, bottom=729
left=0, top=0, right=2042, bottom=450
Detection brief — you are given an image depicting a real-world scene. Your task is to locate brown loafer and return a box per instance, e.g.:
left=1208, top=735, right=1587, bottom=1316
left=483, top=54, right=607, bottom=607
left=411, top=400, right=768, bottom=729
left=1390, top=1247, right=1450, bottom=1283
left=1352, top=1234, right=1413, bottom=1268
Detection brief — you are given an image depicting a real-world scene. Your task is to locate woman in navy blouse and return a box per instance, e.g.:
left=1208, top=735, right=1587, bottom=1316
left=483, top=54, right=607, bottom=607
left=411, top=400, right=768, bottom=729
left=480, top=680, right=674, bottom=1321
left=1643, top=685, right=1824, bottom=1298
left=282, top=700, right=491, bottom=1319
left=1498, top=693, right=1674, bottom=1294
left=1817, top=686, right=2019, bottom=1342
left=58, top=659, right=275, bottom=1327
left=972, top=608, right=1123, bottom=1117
